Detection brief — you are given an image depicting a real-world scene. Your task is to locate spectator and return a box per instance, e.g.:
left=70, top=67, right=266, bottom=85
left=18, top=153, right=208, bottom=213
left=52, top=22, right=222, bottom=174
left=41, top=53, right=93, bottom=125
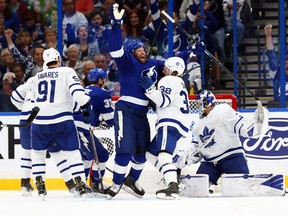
left=95, top=0, right=115, bottom=26
left=0, top=48, right=15, bottom=77
left=75, top=0, right=94, bottom=18
left=63, top=44, right=83, bottom=78
left=264, top=24, right=288, bottom=102
left=41, top=27, right=58, bottom=49
left=4, top=28, right=44, bottom=79
left=0, top=0, right=21, bottom=33
left=22, top=13, right=45, bottom=44
left=81, top=60, right=95, bottom=86
left=124, top=9, right=145, bottom=41
left=142, top=0, right=199, bottom=59
left=88, top=10, right=111, bottom=55
left=63, top=0, right=88, bottom=38
left=12, top=63, right=25, bottom=85
left=10, top=0, right=31, bottom=27
left=14, top=29, right=34, bottom=57
left=73, top=25, right=100, bottom=61
left=0, top=72, right=19, bottom=112
left=123, top=0, right=148, bottom=20
left=223, top=0, right=245, bottom=48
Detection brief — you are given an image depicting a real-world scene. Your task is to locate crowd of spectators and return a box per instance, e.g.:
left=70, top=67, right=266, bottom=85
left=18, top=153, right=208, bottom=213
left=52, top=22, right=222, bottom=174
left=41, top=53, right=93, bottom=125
left=0, top=0, right=253, bottom=112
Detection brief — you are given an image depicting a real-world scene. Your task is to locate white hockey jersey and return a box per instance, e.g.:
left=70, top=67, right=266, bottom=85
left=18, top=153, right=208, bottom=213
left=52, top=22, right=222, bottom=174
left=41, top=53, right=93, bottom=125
left=192, top=104, right=257, bottom=162
left=146, top=75, right=192, bottom=137
left=30, top=66, right=90, bottom=124
left=10, top=77, right=36, bottom=120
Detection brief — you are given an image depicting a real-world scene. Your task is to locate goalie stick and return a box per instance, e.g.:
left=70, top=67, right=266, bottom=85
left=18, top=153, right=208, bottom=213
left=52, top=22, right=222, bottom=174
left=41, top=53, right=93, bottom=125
left=161, top=11, right=263, bottom=108
left=0, top=106, right=40, bottom=131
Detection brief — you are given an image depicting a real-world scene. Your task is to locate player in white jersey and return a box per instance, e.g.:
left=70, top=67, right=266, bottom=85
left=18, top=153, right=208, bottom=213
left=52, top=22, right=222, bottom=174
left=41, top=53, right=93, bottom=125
left=138, top=57, right=192, bottom=199
left=29, top=48, right=93, bottom=197
left=185, top=90, right=269, bottom=191
left=11, top=78, right=81, bottom=196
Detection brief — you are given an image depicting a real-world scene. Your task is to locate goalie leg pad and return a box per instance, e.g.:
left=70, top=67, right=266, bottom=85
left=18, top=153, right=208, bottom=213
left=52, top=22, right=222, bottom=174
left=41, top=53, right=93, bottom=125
left=179, top=174, right=209, bottom=197
left=221, top=173, right=285, bottom=196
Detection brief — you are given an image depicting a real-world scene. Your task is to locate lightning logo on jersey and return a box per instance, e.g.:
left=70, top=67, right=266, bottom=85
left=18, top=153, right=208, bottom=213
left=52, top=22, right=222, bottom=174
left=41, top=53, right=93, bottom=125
left=141, top=66, right=157, bottom=83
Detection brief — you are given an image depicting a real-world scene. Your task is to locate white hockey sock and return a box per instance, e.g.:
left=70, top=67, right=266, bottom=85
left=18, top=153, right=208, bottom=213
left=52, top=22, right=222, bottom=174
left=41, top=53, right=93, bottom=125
left=65, top=150, right=86, bottom=182
left=20, top=148, right=32, bottom=179
left=31, top=149, right=46, bottom=181
left=156, top=152, right=177, bottom=184
left=50, top=151, right=73, bottom=182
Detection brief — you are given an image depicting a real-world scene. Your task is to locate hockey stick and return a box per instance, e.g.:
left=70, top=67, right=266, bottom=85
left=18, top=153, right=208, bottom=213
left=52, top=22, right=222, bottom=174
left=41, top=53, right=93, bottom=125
left=161, top=11, right=262, bottom=103
left=0, top=106, right=40, bottom=131
left=89, top=127, right=105, bottom=191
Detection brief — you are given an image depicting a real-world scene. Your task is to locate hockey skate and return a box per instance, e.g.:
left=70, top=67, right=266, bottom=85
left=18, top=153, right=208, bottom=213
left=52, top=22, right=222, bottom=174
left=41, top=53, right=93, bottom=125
left=21, top=178, right=34, bottom=197
left=92, top=182, right=108, bottom=197
left=35, top=176, right=47, bottom=199
left=65, top=179, right=76, bottom=193
left=74, top=176, right=86, bottom=196
left=106, top=183, right=122, bottom=200
left=156, top=182, right=179, bottom=200
left=122, top=175, right=145, bottom=198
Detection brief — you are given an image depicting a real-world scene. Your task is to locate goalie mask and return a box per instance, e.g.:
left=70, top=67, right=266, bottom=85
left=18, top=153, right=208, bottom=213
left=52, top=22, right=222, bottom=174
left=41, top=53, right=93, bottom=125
left=43, top=48, right=61, bottom=66
left=164, top=57, right=185, bottom=76
left=196, top=90, right=216, bottom=118
left=88, top=68, right=107, bottom=82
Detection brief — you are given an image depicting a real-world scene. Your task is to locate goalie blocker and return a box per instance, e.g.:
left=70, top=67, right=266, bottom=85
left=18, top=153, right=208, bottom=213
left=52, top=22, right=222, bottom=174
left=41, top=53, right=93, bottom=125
left=221, top=174, right=285, bottom=196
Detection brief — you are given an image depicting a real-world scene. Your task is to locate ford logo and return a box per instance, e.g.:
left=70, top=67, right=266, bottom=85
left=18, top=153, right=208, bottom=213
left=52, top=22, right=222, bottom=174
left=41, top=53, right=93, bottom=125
left=240, top=118, right=288, bottom=160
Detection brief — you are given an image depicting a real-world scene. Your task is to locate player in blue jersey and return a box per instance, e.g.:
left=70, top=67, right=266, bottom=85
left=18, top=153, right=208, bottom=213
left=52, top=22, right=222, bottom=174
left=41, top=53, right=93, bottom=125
left=264, top=24, right=288, bottom=102
left=106, top=3, right=205, bottom=199
left=138, top=57, right=192, bottom=199
left=73, top=68, right=113, bottom=196
left=29, top=48, right=94, bottom=198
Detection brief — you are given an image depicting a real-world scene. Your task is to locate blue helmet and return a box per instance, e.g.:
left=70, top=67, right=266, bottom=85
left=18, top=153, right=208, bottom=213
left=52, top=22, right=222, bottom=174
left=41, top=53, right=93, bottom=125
left=88, top=68, right=107, bottom=82
left=196, top=90, right=216, bottom=117
left=126, top=40, right=146, bottom=53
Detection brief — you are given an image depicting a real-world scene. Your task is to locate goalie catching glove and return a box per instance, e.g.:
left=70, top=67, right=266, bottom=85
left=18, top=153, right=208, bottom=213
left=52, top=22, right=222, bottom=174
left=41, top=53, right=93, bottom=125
left=252, top=101, right=269, bottom=138
left=110, top=3, right=125, bottom=26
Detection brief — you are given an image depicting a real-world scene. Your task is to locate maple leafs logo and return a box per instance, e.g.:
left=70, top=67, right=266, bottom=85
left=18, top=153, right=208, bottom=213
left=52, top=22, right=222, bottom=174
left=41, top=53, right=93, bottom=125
left=199, top=126, right=216, bottom=148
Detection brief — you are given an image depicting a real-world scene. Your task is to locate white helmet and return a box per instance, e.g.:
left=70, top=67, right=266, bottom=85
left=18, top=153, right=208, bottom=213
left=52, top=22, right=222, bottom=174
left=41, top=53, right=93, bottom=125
left=43, top=48, right=60, bottom=66
left=164, top=57, right=185, bottom=76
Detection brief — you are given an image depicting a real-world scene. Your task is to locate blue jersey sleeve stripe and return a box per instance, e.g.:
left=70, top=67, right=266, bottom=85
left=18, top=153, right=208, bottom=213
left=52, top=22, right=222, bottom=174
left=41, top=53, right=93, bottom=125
left=15, top=89, right=25, bottom=101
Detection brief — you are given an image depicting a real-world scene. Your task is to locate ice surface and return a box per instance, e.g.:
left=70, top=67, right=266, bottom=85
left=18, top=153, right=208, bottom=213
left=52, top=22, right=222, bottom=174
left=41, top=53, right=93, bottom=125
left=0, top=190, right=287, bottom=216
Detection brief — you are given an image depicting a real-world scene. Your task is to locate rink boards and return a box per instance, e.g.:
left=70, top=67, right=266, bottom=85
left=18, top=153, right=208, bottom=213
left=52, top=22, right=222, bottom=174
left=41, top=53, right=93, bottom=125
left=1, top=109, right=288, bottom=192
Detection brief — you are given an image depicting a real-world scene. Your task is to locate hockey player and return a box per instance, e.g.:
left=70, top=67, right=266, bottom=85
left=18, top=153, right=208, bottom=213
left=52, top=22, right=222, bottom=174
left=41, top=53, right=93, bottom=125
left=10, top=77, right=81, bottom=196
left=73, top=68, right=113, bottom=196
left=138, top=57, right=192, bottom=199
left=106, top=3, right=204, bottom=199
left=29, top=48, right=94, bottom=198
left=185, top=90, right=269, bottom=191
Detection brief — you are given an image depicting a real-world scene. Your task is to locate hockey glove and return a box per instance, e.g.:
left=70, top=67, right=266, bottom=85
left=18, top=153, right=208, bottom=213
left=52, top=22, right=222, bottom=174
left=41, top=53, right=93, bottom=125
left=80, top=102, right=94, bottom=124
left=138, top=76, right=156, bottom=94
left=110, top=3, right=125, bottom=26
left=188, top=41, right=206, bottom=57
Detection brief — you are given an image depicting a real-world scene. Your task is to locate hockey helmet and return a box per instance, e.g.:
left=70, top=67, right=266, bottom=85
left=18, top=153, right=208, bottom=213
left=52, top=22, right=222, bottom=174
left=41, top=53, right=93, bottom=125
left=164, top=57, right=185, bottom=76
left=126, top=40, right=146, bottom=53
left=196, top=90, right=216, bottom=117
left=43, top=48, right=61, bottom=66
left=88, top=68, right=107, bottom=82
